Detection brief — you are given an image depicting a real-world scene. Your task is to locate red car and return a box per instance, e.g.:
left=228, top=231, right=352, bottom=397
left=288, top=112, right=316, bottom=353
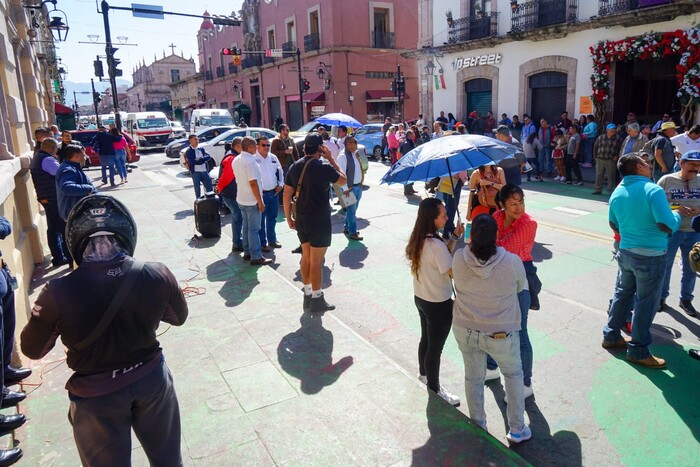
left=68, top=130, right=140, bottom=167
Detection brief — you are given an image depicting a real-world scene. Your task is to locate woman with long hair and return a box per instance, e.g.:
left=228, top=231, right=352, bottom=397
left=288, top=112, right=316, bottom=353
left=467, top=164, right=506, bottom=220
left=451, top=213, right=531, bottom=443
left=484, top=184, right=541, bottom=403
left=406, top=198, right=464, bottom=406
left=387, top=126, right=400, bottom=165
left=111, top=127, right=132, bottom=184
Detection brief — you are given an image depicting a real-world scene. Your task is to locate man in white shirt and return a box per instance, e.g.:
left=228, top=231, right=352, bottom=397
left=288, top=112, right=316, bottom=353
left=255, top=136, right=284, bottom=252
left=337, top=136, right=364, bottom=240
left=671, top=125, right=700, bottom=170
left=318, top=126, right=340, bottom=161
left=336, top=125, right=348, bottom=148
left=232, top=137, right=269, bottom=265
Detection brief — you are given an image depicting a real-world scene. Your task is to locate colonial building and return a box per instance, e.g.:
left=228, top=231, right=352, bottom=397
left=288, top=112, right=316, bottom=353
left=168, top=72, right=204, bottom=124
left=418, top=0, right=700, bottom=126
left=197, top=0, right=419, bottom=130
left=125, top=52, right=197, bottom=114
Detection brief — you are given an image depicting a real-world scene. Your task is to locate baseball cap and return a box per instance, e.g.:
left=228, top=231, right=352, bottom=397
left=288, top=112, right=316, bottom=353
left=606, top=123, right=617, bottom=130
left=627, top=123, right=640, bottom=131
left=493, top=125, right=510, bottom=136
left=304, top=133, right=323, bottom=153
left=681, top=150, right=700, bottom=161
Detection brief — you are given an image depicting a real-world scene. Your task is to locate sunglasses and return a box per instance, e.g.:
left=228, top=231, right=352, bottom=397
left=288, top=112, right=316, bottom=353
left=260, top=144, right=270, bottom=147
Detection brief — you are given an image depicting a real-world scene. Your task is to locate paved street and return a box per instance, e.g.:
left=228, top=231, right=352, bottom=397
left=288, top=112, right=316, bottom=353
left=14, top=153, right=700, bottom=466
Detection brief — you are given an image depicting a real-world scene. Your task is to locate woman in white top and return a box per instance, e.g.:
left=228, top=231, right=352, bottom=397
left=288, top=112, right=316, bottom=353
left=406, top=198, right=464, bottom=406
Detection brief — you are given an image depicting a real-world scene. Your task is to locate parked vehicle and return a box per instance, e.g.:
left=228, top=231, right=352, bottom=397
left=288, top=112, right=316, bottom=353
left=124, top=111, right=172, bottom=150
left=190, top=109, right=235, bottom=133
left=289, top=121, right=332, bottom=153
left=165, top=125, right=236, bottom=159
left=68, top=130, right=140, bottom=168
left=179, top=127, right=278, bottom=167
left=354, top=123, right=387, bottom=160
left=170, top=121, right=186, bottom=139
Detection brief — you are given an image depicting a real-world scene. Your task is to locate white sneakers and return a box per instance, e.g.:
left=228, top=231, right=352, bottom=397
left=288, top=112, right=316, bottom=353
left=506, top=425, right=532, bottom=444
left=437, top=387, right=461, bottom=407
left=504, top=384, right=534, bottom=404
left=485, top=367, right=501, bottom=382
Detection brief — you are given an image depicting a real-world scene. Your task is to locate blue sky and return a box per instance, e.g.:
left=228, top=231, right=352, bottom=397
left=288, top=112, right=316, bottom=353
left=55, top=0, right=243, bottom=84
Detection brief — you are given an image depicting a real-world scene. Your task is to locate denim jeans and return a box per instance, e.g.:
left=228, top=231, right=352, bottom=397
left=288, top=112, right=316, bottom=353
left=564, top=153, right=583, bottom=182
left=191, top=171, right=213, bottom=199
left=583, top=137, right=596, bottom=164
left=539, top=146, right=553, bottom=174
left=526, top=158, right=540, bottom=180
left=415, top=296, right=453, bottom=392
left=661, top=230, right=700, bottom=302
left=604, top=249, right=666, bottom=360
left=221, top=196, right=243, bottom=249
left=343, top=185, right=363, bottom=235
left=443, top=180, right=463, bottom=236
left=100, top=154, right=115, bottom=184
left=258, top=191, right=279, bottom=246
left=238, top=203, right=262, bottom=260
left=485, top=290, right=532, bottom=387
left=114, top=149, right=128, bottom=179
left=453, top=324, right=525, bottom=431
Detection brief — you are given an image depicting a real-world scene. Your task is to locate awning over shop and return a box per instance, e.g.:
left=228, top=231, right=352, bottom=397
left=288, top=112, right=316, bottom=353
left=285, top=92, right=326, bottom=103
left=54, top=101, right=73, bottom=115
left=232, top=103, right=252, bottom=114
left=186, top=102, right=207, bottom=110
left=365, top=90, right=410, bottom=102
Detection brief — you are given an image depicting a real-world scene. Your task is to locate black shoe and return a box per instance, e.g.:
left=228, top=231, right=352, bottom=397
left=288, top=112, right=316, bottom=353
left=303, top=294, right=311, bottom=312
left=0, top=448, right=22, bottom=466
left=658, top=299, right=666, bottom=312
left=1, top=388, right=26, bottom=408
left=51, top=258, right=70, bottom=267
left=308, top=294, right=336, bottom=313
left=291, top=245, right=302, bottom=254
left=0, top=413, right=26, bottom=435
left=679, top=300, right=698, bottom=317
left=4, top=367, right=31, bottom=384
left=690, top=349, right=700, bottom=361
left=270, top=241, right=282, bottom=249
left=249, top=257, right=271, bottom=265
left=231, top=245, right=244, bottom=253
left=261, top=245, right=272, bottom=252
left=530, top=299, right=540, bottom=311
left=243, top=254, right=251, bottom=261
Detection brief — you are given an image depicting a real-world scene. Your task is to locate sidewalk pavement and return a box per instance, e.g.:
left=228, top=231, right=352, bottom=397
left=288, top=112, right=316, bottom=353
left=14, top=167, right=529, bottom=465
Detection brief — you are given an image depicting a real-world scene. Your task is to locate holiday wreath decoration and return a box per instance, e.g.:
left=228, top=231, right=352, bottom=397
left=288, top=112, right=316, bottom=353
left=590, top=27, right=700, bottom=122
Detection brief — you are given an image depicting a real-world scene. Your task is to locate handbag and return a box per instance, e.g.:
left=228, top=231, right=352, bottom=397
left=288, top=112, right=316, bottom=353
left=291, top=159, right=313, bottom=220
left=552, top=148, right=564, bottom=159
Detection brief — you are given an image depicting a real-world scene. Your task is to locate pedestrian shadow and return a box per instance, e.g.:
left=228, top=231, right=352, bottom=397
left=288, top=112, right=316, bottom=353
left=486, top=383, right=583, bottom=465
left=652, top=306, right=700, bottom=340
left=293, top=264, right=333, bottom=288
left=205, top=259, right=259, bottom=307
left=411, top=392, right=528, bottom=465
left=338, top=242, right=368, bottom=270
left=174, top=209, right=193, bottom=220
left=188, top=235, right=221, bottom=248
left=28, top=262, right=72, bottom=293
left=276, top=313, right=353, bottom=394
left=532, top=242, right=553, bottom=263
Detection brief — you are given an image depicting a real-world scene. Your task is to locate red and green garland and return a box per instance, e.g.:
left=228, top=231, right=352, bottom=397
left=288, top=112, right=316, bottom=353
left=590, top=27, right=700, bottom=107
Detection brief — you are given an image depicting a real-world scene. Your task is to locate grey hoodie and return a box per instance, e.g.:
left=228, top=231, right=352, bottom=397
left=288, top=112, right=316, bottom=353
left=452, top=246, right=527, bottom=334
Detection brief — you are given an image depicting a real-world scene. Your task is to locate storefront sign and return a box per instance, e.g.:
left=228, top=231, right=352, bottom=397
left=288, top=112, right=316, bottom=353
left=452, top=53, right=502, bottom=70
left=579, top=96, right=593, bottom=114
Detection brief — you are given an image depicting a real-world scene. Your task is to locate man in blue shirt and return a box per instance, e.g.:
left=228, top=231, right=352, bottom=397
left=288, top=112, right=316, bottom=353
left=603, top=153, right=681, bottom=369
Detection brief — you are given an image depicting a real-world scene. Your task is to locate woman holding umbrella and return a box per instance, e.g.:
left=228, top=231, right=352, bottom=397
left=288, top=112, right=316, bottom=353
left=406, top=198, right=464, bottom=406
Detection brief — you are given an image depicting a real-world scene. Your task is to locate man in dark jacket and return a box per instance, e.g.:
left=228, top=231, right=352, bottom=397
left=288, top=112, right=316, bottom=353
left=90, top=125, right=119, bottom=187
left=56, top=145, right=96, bottom=221
left=185, top=135, right=214, bottom=199
left=30, top=138, right=70, bottom=266
left=21, top=195, right=188, bottom=466
left=400, top=130, right=417, bottom=195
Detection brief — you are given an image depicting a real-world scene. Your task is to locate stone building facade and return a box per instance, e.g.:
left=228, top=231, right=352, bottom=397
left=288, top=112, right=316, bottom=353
left=125, top=53, right=197, bottom=114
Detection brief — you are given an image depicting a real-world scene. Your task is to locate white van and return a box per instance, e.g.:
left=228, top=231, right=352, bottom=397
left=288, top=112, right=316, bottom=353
left=125, top=111, right=173, bottom=150
left=190, top=109, right=234, bottom=133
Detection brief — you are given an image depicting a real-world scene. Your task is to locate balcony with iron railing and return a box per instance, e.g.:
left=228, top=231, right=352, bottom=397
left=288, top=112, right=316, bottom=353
left=205, top=70, right=212, bottom=81
left=304, top=33, right=320, bottom=52
left=448, top=12, right=499, bottom=44
left=371, top=31, right=395, bottom=48
left=216, top=66, right=225, bottom=78
left=228, top=63, right=238, bottom=74
left=264, top=56, right=277, bottom=64
left=241, top=56, right=262, bottom=69
left=598, top=0, right=673, bottom=16
left=510, top=0, right=578, bottom=33
left=282, top=40, right=296, bottom=52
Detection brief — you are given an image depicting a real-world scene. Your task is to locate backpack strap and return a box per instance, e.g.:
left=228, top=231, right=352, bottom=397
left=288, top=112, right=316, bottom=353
left=294, top=159, right=314, bottom=201
left=73, top=259, right=144, bottom=352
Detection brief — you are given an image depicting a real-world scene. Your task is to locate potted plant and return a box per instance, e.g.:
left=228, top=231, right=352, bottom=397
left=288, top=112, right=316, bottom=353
left=446, top=10, right=454, bottom=27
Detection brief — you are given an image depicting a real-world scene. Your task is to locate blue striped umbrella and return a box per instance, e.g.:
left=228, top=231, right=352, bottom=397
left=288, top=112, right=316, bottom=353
left=315, top=113, right=363, bottom=128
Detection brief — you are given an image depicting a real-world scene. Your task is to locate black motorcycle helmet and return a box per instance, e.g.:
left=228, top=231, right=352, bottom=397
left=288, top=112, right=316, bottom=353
left=65, top=194, right=137, bottom=265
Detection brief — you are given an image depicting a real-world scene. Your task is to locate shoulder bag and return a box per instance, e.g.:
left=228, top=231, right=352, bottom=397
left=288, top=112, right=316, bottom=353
left=291, top=159, right=313, bottom=220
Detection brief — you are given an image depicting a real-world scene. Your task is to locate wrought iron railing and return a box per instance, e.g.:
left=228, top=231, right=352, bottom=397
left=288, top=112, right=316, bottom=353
left=228, top=63, right=238, bottom=74
left=599, top=0, right=673, bottom=16
left=216, top=66, right=225, bottom=78
left=205, top=70, right=212, bottom=81
left=282, top=41, right=296, bottom=52
left=264, top=56, right=276, bottom=64
left=511, top=0, right=578, bottom=32
left=241, top=56, right=262, bottom=69
left=304, top=33, right=320, bottom=52
left=448, top=12, right=499, bottom=44
left=371, top=31, right=395, bottom=48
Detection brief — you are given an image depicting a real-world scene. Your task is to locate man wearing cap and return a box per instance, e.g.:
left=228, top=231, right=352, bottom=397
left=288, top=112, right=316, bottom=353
left=592, top=124, right=623, bottom=195
left=658, top=150, right=700, bottom=317
left=653, top=121, right=678, bottom=180
left=283, top=134, right=346, bottom=313
left=493, top=125, right=526, bottom=186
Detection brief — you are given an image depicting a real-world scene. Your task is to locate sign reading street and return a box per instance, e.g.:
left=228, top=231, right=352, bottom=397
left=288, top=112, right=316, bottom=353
left=452, top=53, right=502, bottom=70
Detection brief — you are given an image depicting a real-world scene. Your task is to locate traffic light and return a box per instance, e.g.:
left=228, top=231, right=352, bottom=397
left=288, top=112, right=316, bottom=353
left=397, top=78, right=406, bottom=94
left=212, top=16, right=241, bottom=26
left=107, top=47, right=123, bottom=78
left=391, top=79, right=396, bottom=95
left=303, top=79, right=310, bottom=92
left=93, top=58, right=104, bottom=78
left=93, top=91, right=101, bottom=103
left=223, top=48, right=242, bottom=66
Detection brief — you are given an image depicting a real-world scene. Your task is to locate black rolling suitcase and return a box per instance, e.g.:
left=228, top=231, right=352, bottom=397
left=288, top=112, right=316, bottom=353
left=194, top=194, right=221, bottom=238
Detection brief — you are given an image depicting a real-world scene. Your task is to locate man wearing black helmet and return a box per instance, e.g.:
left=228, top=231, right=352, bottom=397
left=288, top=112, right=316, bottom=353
left=21, top=195, right=188, bottom=466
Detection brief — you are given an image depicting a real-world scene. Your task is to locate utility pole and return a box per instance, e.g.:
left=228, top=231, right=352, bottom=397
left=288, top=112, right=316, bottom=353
left=296, top=49, right=304, bottom=127
left=395, top=65, right=405, bottom=123
left=101, top=1, right=122, bottom=130
left=73, top=91, right=79, bottom=125
left=91, top=78, right=101, bottom=126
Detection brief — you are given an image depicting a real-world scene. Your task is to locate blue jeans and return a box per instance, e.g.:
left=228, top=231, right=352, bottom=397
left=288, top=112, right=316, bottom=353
left=443, top=180, right=463, bottom=236
left=539, top=146, right=553, bottom=174
left=258, top=191, right=279, bottom=246
left=604, top=249, right=666, bottom=360
left=221, top=196, right=243, bottom=249
left=100, top=154, right=115, bottom=184
left=114, top=149, right=128, bottom=179
left=485, top=290, right=532, bottom=387
left=583, top=137, right=596, bottom=164
left=191, top=171, right=213, bottom=199
left=453, top=324, right=526, bottom=432
left=238, top=203, right=262, bottom=260
left=661, top=230, right=700, bottom=302
left=343, top=185, right=363, bottom=235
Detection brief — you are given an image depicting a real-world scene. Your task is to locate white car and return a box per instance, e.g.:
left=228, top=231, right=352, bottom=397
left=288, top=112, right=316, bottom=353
left=170, top=121, right=186, bottom=139
left=180, top=127, right=279, bottom=168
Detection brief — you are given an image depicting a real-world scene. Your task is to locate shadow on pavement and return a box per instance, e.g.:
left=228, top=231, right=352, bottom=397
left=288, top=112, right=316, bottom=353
left=174, top=209, right=193, bottom=220
left=653, top=306, right=700, bottom=340
left=411, top=392, right=528, bottom=466
left=277, top=313, right=353, bottom=394
left=28, top=262, right=72, bottom=293
left=338, top=242, right=368, bottom=270
left=532, top=242, right=553, bottom=263
left=293, top=264, right=333, bottom=288
left=205, top=259, right=259, bottom=307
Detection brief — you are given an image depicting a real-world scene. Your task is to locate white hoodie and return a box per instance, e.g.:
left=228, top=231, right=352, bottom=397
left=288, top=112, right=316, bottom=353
left=452, top=246, right=526, bottom=334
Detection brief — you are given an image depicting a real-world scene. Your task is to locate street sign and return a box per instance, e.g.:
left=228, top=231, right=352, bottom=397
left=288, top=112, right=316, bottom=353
left=266, top=49, right=283, bottom=58
left=131, top=3, right=164, bottom=19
